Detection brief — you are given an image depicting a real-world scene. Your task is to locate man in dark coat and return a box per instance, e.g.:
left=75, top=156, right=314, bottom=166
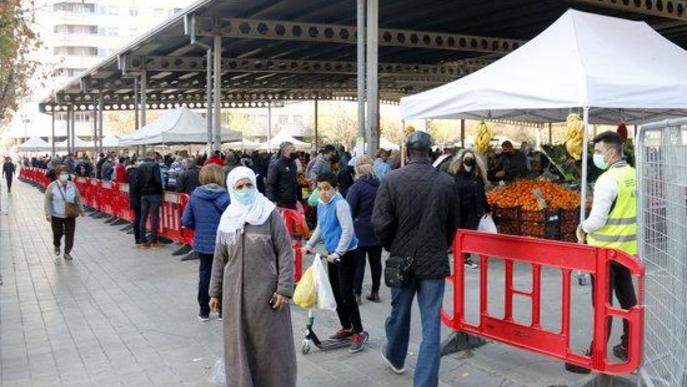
left=176, top=157, right=201, bottom=195
left=2, top=157, right=16, bottom=193
left=95, top=153, right=106, bottom=179
left=494, top=140, right=529, bottom=182
left=265, top=142, right=299, bottom=209
left=135, top=151, right=163, bottom=248
left=126, top=157, right=144, bottom=246
left=372, top=131, right=459, bottom=386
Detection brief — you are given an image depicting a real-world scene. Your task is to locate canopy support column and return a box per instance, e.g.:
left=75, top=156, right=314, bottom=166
left=71, top=106, right=75, bottom=154
left=213, top=34, right=222, bottom=152
left=140, top=70, right=147, bottom=127
left=460, top=119, right=465, bottom=148
left=134, top=77, right=140, bottom=130
left=98, top=91, right=104, bottom=155
left=314, top=99, right=319, bottom=149
left=267, top=103, right=273, bottom=153
left=580, top=107, right=590, bottom=223
left=206, top=48, right=213, bottom=154
left=548, top=122, right=553, bottom=144
left=92, top=109, right=97, bottom=155
left=51, top=112, right=55, bottom=157
left=365, top=0, right=378, bottom=157
left=356, top=0, right=366, bottom=154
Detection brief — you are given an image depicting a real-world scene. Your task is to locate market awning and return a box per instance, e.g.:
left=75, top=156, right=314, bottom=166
left=56, top=136, right=92, bottom=150
left=259, top=129, right=310, bottom=150
left=400, top=10, right=687, bottom=124
left=17, top=136, right=51, bottom=152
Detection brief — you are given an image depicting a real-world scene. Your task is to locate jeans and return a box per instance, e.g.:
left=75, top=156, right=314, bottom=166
left=132, top=202, right=142, bottom=244
left=353, top=245, right=383, bottom=294
left=197, top=253, right=213, bottom=315
left=140, top=194, right=161, bottom=243
left=328, top=250, right=364, bottom=333
left=51, top=216, right=76, bottom=254
left=385, top=278, right=445, bottom=387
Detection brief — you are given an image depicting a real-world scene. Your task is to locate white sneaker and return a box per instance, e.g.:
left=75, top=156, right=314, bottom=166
left=54, top=247, right=60, bottom=257
left=465, top=261, right=478, bottom=269
left=380, top=343, right=406, bottom=374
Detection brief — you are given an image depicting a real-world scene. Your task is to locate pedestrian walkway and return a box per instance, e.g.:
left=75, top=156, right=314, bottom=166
left=1, top=178, right=596, bottom=386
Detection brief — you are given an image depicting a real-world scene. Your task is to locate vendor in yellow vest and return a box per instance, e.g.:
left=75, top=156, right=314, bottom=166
left=567, top=131, right=638, bottom=374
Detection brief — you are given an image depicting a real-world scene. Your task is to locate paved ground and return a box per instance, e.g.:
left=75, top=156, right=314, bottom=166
left=1, top=177, right=611, bottom=386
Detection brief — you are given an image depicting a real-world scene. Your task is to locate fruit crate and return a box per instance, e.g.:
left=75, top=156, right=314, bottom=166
left=492, top=205, right=582, bottom=241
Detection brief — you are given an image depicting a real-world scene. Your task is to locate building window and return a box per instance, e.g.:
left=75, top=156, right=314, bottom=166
left=54, top=25, right=98, bottom=35
left=279, top=115, right=288, bottom=125
left=54, top=2, right=95, bottom=14
left=54, top=46, right=98, bottom=57
left=293, top=115, right=303, bottom=126
left=107, top=6, right=119, bottom=15
left=57, top=68, right=88, bottom=77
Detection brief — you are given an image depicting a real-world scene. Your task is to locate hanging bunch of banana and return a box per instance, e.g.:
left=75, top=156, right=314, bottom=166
left=474, top=121, right=491, bottom=154
left=565, top=113, right=584, bottom=160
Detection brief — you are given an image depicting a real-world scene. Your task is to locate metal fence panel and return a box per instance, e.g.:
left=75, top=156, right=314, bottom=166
left=637, top=119, right=687, bottom=387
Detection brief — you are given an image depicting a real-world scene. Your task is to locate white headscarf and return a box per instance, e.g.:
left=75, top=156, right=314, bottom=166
left=217, top=166, right=276, bottom=245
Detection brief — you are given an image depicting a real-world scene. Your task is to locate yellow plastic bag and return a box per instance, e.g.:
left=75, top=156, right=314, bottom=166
left=293, top=266, right=317, bottom=309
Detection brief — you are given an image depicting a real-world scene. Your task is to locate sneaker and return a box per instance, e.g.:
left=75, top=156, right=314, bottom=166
left=197, top=313, right=210, bottom=322
left=366, top=292, right=381, bottom=303
left=613, top=343, right=628, bottom=361
left=465, top=260, right=478, bottom=269
left=63, top=253, right=73, bottom=261
left=329, top=328, right=353, bottom=341
left=54, top=247, right=60, bottom=257
left=217, top=312, right=223, bottom=321
left=380, top=344, right=406, bottom=374
left=348, top=331, right=369, bottom=353
left=139, top=243, right=151, bottom=249
left=564, top=362, right=591, bottom=374
left=149, top=242, right=163, bottom=249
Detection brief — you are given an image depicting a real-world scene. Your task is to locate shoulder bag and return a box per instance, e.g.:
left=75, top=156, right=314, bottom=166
left=56, top=183, right=80, bottom=219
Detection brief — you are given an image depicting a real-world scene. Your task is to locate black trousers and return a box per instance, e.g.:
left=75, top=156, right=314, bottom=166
left=328, top=250, right=364, bottom=333
left=140, top=195, right=161, bottom=243
left=353, top=245, right=383, bottom=294
left=592, top=262, right=638, bottom=347
left=132, top=203, right=142, bottom=244
left=5, top=176, right=12, bottom=192
left=51, top=217, right=76, bottom=254
left=197, top=252, right=213, bottom=315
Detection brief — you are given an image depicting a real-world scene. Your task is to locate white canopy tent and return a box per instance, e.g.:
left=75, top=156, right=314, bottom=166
left=102, top=135, right=121, bottom=148
left=259, top=129, right=310, bottom=151
left=16, top=136, right=51, bottom=152
left=119, top=107, right=241, bottom=146
left=56, top=136, right=91, bottom=151
left=224, top=139, right=261, bottom=150
left=401, top=9, right=687, bottom=221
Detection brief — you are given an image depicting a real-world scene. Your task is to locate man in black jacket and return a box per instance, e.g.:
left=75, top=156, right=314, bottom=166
left=136, top=151, right=163, bottom=248
left=126, top=157, right=144, bottom=246
left=494, top=141, right=528, bottom=182
left=176, top=157, right=201, bottom=195
left=266, top=142, right=299, bottom=209
left=372, top=131, right=459, bottom=385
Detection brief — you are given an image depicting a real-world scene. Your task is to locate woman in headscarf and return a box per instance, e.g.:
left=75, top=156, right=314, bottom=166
left=448, top=149, right=491, bottom=269
left=208, top=166, right=297, bottom=387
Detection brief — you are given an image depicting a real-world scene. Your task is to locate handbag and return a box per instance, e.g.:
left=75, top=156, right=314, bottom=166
left=384, top=170, right=440, bottom=288
left=56, top=183, right=80, bottom=218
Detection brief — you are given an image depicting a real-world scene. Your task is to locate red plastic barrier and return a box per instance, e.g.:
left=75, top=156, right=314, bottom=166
left=160, top=191, right=193, bottom=245
left=442, top=230, right=644, bottom=375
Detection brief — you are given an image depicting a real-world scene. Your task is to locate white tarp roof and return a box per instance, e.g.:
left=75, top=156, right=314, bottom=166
left=119, top=107, right=241, bottom=145
left=400, top=9, right=687, bottom=124
left=17, top=136, right=51, bottom=152
left=56, top=136, right=92, bottom=150
left=102, top=135, right=120, bottom=148
left=259, top=130, right=310, bottom=150
left=225, top=139, right=261, bottom=150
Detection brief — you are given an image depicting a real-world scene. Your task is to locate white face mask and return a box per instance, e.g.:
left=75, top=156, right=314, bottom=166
left=59, top=174, right=69, bottom=183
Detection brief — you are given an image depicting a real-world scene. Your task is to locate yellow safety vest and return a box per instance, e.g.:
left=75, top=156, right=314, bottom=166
left=587, top=163, right=637, bottom=255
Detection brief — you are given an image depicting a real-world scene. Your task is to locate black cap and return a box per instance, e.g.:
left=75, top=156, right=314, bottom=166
left=406, top=131, right=432, bottom=152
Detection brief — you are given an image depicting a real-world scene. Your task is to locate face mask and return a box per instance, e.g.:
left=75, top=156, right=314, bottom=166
left=593, top=153, right=608, bottom=170
left=233, top=188, right=256, bottom=206
left=463, top=158, right=475, bottom=167
left=59, top=174, right=69, bottom=183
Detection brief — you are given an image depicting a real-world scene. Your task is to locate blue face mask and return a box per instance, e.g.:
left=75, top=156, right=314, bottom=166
left=593, top=153, right=608, bottom=170
left=233, top=188, right=256, bottom=206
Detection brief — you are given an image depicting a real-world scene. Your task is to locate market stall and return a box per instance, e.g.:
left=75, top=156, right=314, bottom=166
left=102, top=135, right=121, bottom=149
left=259, top=129, right=310, bottom=151
left=56, top=136, right=92, bottom=151
left=16, top=136, right=51, bottom=153
left=119, top=107, right=241, bottom=146
left=401, top=9, right=687, bottom=235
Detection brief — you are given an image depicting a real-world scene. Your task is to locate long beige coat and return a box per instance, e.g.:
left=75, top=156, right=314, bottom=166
left=209, top=210, right=296, bottom=387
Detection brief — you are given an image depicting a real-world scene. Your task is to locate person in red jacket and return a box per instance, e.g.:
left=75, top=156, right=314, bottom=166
left=114, top=157, right=128, bottom=183
left=204, top=151, right=225, bottom=167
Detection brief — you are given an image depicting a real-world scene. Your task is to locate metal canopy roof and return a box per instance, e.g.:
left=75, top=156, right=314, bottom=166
left=40, top=0, right=687, bottom=113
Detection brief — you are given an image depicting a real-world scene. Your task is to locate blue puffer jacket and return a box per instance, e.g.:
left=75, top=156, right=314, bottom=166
left=181, top=184, right=230, bottom=255
left=346, top=175, right=381, bottom=247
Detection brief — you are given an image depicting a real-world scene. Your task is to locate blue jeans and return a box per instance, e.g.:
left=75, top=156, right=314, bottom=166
left=385, top=278, right=445, bottom=387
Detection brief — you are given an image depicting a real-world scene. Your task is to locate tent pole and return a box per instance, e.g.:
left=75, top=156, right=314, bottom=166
left=213, top=34, right=222, bottom=152
left=140, top=70, right=147, bottom=128
left=580, top=107, right=590, bottom=224
left=206, top=48, right=213, bottom=154
left=314, top=98, right=319, bottom=149
left=98, top=91, right=104, bottom=155
left=548, top=122, right=553, bottom=144
left=93, top=108, right=97, bottom=156
left=134, top=77, right=140, bottom=130
left=460, top=119, right=465, bottom=148
left=356, top=0, right=366, bottom=154
left=365, top=0, right=378, bottom=158
left=267, top=103, right=273, bottom=153
left=51, top=112, right=55, bottom=157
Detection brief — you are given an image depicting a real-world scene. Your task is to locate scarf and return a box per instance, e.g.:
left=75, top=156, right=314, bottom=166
left=217, top=166, right=275, bottom=246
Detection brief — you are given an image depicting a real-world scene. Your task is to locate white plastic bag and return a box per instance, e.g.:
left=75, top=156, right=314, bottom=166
left=208, top=358, right=225, bottom=385
left=313, top=254, right=337, bottom=311
left=478, top=214, right=498, bottom=234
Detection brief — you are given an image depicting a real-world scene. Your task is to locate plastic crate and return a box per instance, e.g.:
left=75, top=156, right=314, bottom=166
left=492, top=205, right=583, bottom=241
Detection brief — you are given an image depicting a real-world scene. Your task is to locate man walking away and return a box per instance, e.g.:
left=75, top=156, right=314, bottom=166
left=565, top=131, right=639, bottom=373
left=373, top=131, right=459, bottom=387
left=266, top=142, right=299, bottom=209
left=126, top=157, right=144, bottom=247
left=136, top=151, right=164, bottom=249
left=2, top=157, right=16, bottom=193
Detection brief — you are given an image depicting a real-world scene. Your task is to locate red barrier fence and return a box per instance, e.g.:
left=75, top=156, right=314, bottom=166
left=443, top=230, right=644, bottom=375
left=20, top=167, right=305, bottom=279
